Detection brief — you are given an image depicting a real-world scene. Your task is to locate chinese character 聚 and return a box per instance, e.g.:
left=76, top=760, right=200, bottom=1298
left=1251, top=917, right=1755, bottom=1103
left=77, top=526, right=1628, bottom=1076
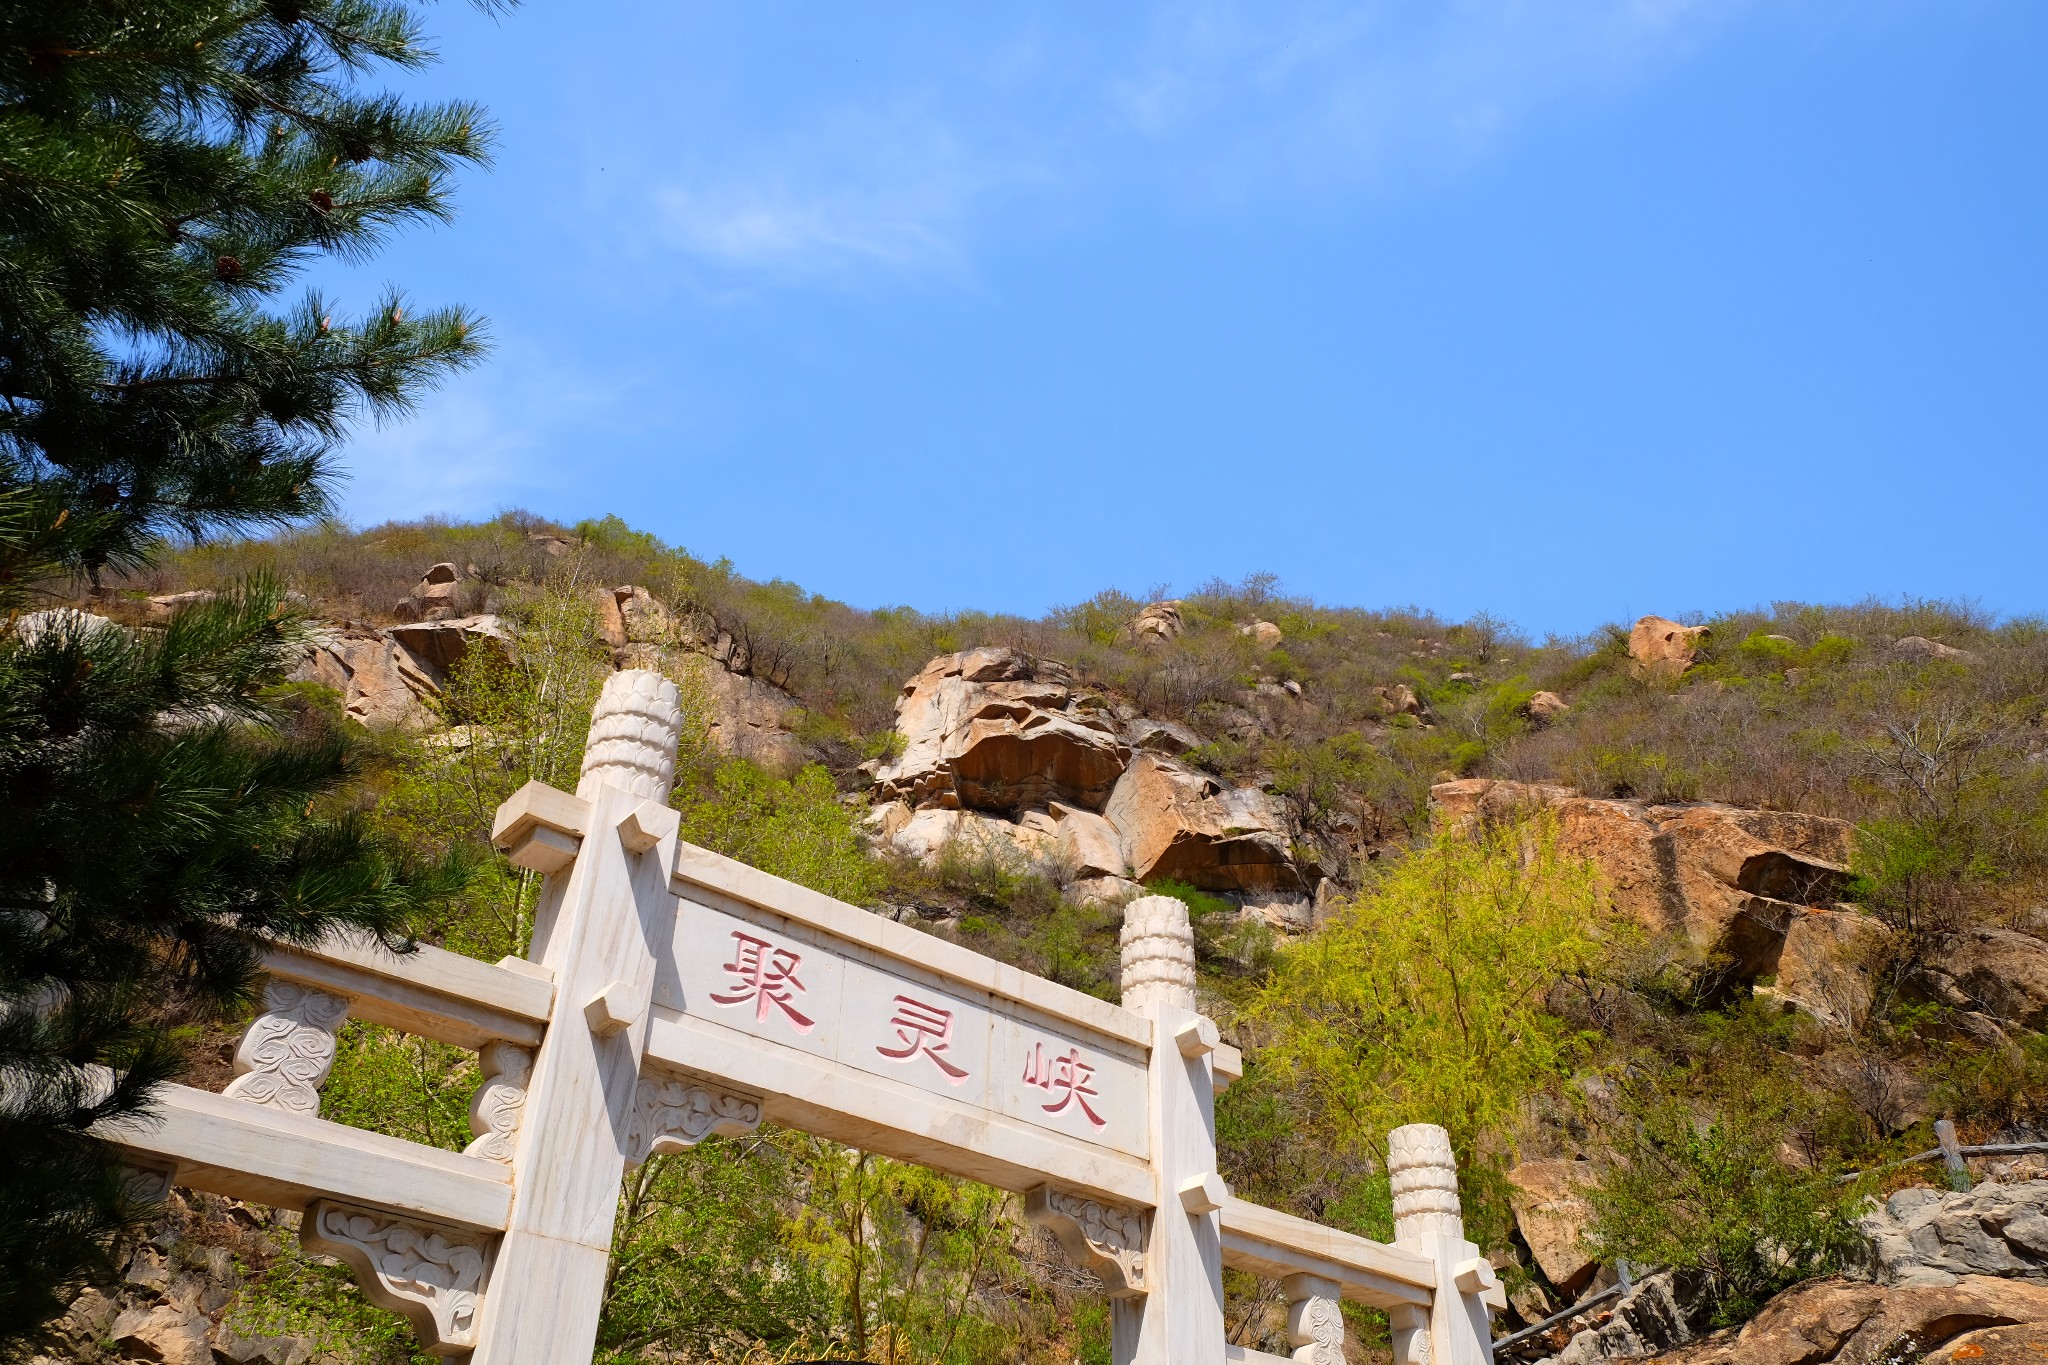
left=708, top=931, right=814, bottom=1032
left=1021, top=1039, right=1106, bottom=1128
left=875, top=994, right=970, bottom=1084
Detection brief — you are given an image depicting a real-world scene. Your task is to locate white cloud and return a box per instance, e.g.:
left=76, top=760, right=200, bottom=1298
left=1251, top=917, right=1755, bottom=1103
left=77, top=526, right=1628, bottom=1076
left=652, top=99, right=1044, bottom=285
left=332, top=343, right=637, bottom=526
left=639, top=1, right=1761, bottom=282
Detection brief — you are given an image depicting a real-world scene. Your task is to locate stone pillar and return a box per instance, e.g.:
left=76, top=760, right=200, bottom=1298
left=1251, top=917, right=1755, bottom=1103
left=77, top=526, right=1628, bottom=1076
left=1389, top=1123, right=1495, bottom=1365
left=1114, top=896, right=1225, bottom=1365
left=470, top=671, right=683, bottom=1365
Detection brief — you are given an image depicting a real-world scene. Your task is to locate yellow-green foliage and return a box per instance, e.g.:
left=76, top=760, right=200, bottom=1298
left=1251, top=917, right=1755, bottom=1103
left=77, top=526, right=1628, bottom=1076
left=1248, top=816, right=1606, bottom=1244
left=679, top=760, right=883, bottom=908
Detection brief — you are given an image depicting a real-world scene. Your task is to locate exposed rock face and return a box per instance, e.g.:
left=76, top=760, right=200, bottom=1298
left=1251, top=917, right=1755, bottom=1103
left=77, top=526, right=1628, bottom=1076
left=1630, top=616, right=1710, bottom=680
left=1933, top=929, right=2048, bottom=1031
left=1858, top=1181, right=2048, bottom=1287
left=1104, top=752, right=1301, bottom=892
left=1126, top=717, right=1203, bottom=756
left=1529, top=690, right=1573, bottom=723
left=1550, top=1272, right=1696, bottom=1365
left=1767, top=910, right=1888, bottom=1030
left=1506, top=1159, right=1599, bottom=1293
left=694, top=661, right=804, bottom=773
left=1923, top=1322, right=2048, bottom=1365
left=1637, top=1276, right=2048, bottom=1365
left=288, top=625, right=440, bottom=730
left=393, top=562, right=464, bottom=622
left=1124, top=600, right=1185, bottom=645
left=46, top=1191, right=318, bottom=1365
left=1431, top=780, right=1852, bottom=979
left=1047, top=801, right=1128, bottom=879
left=385, top=613, right=514, bottom=681
left=595, top=584, right=686, bottom=652
left=872, top=648, right=1132, bottom=815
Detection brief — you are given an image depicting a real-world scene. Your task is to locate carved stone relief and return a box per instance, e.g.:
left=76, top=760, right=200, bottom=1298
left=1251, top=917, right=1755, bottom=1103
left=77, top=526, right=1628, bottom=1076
left=222, top=980, right=351, bottom=1115
left=623, top=1076, right=762, bottom=1165
left=302, top=1201, right=490, bottom=1355
left=1024, top=1184, right=1149, bottom=1297
left=463, top=1041, right=533, bottom=1164
left=1284, top=1272, right=1346, bottom=1364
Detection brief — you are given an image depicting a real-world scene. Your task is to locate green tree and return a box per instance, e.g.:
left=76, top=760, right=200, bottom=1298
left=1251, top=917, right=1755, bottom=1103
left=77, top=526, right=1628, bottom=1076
left=0, top=0, right=496, bottom=1337
left=1247, top=817, right=1605, bottom=1245
left=1586, top=1030, right=1868, bottom=1325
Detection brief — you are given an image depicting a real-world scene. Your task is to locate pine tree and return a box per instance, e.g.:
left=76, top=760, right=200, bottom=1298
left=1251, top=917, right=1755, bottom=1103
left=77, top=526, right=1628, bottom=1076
left=0, top=0, right=500, bottom=1339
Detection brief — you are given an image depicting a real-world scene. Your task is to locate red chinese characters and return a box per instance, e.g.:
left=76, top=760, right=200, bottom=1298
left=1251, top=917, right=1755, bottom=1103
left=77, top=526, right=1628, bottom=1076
left=1020, top=1039, right=1107, bottom=1129
left=708, top=931, right=814, bottom=1033
left=874, top=994, right=970, bottom=1084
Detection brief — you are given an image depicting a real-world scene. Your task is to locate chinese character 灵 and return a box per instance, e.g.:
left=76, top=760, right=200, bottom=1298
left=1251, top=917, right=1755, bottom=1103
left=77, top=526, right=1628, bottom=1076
left=875, top=994, right=970, bottom=1084
left=1021, top=1039, right=1106, bottom=1129
left=708, top=931, right=814, bottom=1032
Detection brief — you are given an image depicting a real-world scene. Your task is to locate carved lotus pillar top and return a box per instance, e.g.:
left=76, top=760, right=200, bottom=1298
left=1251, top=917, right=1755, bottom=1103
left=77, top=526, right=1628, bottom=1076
left=1388, top=1122, right=1464, bottom=1246
left=576, top=668, right=683, bottom=802
left=1119, top=894, right=1196, bottom=1013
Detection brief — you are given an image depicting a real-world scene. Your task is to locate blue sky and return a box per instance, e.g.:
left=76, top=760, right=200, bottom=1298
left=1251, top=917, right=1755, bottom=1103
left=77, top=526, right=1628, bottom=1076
left=325, top=1, right=2048, bottom=636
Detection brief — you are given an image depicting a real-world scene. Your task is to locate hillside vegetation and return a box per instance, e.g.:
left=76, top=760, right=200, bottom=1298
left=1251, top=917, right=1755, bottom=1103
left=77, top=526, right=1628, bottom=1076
left=49, top=512, right=2048, bottom=1363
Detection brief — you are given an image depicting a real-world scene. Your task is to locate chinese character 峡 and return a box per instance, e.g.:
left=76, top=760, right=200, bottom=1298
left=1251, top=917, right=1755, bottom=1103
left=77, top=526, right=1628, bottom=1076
left=875, top=994, right=970, bottom=1084
left=1021, top=1040, right=1106, bottom=1129
left=708, top=931, right=814, bottom=1032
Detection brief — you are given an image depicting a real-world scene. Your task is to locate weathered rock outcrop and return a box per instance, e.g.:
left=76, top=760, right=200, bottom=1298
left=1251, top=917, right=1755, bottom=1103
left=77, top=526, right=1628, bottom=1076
left=288, top=625, right=441, bottom=730
left=1766, top=910, right=1888, bottom=1030
left=872, top=648, right=1131, bottom=815
left=1548, top=1272, right=1698, bottom=1365
left=595, top=584, right=688, bottom=652
left=393, top=562, right=464, bottom=622
left=1632, top=1276, right=2048, bottom=1365
left=1630, top=616, right=1710, bottom=680
left=1507, top=1159, right=1599, bottom=1293
left=1432, top=780, right=1852, bottom=980
left=1240, top=619, right=1283, bottom=649
left=1124, top=600, right=1185, bottom=645
left=1104, top=753, right=1301, bottom=893
left=385, top=613, right=514, bottom=680
left=1933, top=929, right=2048, bottom=1032
left=693, top=662, right=804, bottom=772
left=1858, top=1181, right=2048, bottom=1287
left=1528, top=690, right=1572, bottom=723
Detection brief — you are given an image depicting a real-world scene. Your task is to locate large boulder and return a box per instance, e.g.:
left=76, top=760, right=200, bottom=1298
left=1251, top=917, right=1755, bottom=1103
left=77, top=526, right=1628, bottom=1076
left=1239, top=620, right=1283, bottom=650
left=1639, top=1276, right=2048, bottom=1365
left=1629, top=615, right=1710, bottom=680
left=1858, top=1181, right=2048, bottom=1287
left=1046, top=801, right=1128, bottom=879
left=1103, top=753, right=1301, bottom=892
left=393, top=562, right=464, bottom=622
left=872, top=648, right=1132, bottom=815
left=1506, top=1159, right=1599, bottom=1294
left=1124, top=600, right=1185, bottom=645
left=289, top=625, right=441, bottom=730
left=1430, top=780, right=1853, bottom=979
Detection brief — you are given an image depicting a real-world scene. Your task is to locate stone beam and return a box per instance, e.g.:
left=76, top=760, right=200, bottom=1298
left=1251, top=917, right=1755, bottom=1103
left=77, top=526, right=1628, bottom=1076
left=1218, top=1197, right=1435, bottom=1309
left=97, top=1083, right=511, bottom=1232
left=260, top=937, right=555, bottom=1051
left=644, top=1009, right=1156, bottom=1208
